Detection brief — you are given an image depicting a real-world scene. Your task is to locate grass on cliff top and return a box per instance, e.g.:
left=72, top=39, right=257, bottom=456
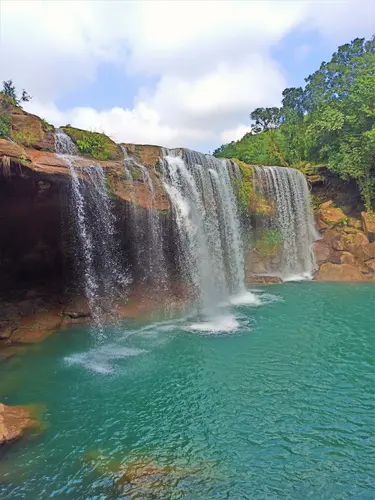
left=62, top=126, right=120, bottom=161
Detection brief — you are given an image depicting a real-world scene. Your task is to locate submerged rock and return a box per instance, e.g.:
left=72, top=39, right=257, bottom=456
left=84, top=450, right=196, bottom=498
left=0, top=403, right=39, bottom=445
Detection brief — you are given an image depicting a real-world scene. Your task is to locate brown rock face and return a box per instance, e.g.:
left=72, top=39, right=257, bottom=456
left=313, top=240, right=331, bottom=265
left=0, top=403, right=38, bottom=444
left=315, top=263, right=364, bottom=282
left=362, top=212, right=375, bottom=242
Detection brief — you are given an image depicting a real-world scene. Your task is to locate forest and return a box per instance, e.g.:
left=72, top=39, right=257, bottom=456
left=214, top=37, right=375, bottom=211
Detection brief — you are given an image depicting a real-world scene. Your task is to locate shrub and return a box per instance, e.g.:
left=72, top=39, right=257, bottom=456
left=62, top=126, right=118, bottom=161
left=41, top=119, right=54, bottom=133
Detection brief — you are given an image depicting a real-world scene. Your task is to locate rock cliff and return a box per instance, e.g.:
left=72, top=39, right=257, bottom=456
left=0, top=101, right=374, bottom=351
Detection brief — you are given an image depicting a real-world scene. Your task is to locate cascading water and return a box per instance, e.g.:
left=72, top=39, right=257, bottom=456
left=140, top=165, right=168, bottom=291
left=55, top=130, right=129, bottom=331
left=162, top=149, right=245, bottom=311
left=121, top=146, right=168, bottom=290
left=253, top=166, right=318, bottom=280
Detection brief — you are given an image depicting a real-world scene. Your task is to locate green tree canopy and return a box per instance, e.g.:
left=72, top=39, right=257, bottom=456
left=214, top=36, right=375, bottom=211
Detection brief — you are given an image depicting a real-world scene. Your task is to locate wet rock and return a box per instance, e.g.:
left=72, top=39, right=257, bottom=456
left=63, top=297, right=91, bottom=319
left=362, top=212, right=375, bottom=242
left=315, top=263, right=364, bottom=281
left=10, top=310, right=63, bottom=343
left=0, top=403, right=38, bottom=444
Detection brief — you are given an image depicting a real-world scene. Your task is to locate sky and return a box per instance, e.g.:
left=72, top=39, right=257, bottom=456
left=0, top=0, right=374, bottom=153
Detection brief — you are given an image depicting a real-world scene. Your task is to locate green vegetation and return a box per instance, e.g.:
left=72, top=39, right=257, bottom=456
left=62, top=126, right=119, bottom=161
left=0, top=105, right=11, bottom=138
left=131, top=170, right=142, bottom=180
left=12, top=130, right=39, bottom=148
left=231, top=159, right=253, bottom=212
left=214, top=36, right=375, bottom=211
left=41, top=119, right=54, bottom=133
left=0, top=80, right=32, bottom=139
left=0, top=80, right=31, bottom=107
left=255, top=229, right=283, bottom=259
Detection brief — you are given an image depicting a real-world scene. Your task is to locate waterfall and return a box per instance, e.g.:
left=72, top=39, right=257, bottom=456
left=55, top=131, right=129, bottom=331
left=253, top=166, right=318, bottom=280
left=139, top=165, right=168, bottom=291
left=121, top=146, right=168, bottom=290
left=162, top=149, right=244, bottom=311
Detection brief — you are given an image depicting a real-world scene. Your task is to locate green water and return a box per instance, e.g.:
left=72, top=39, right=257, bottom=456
left=0, top=283, right=374, bottom=499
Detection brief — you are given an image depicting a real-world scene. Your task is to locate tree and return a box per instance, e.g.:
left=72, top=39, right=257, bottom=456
left=250, top=107, right=282, bottom=133
left=303, top=36, right=375, bottom=209
left=2, top=80, right=17, bottom=104
left=1, top=80, right=32, bottom=106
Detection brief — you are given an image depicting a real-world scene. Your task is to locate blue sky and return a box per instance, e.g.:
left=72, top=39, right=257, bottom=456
left=1, top=1, right=374, bottom=153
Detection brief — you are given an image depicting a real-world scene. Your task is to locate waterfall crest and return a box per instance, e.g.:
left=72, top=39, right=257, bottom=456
left=162, top=149, right=245, bottom=311
left=254, top=166, right=318, bottom=280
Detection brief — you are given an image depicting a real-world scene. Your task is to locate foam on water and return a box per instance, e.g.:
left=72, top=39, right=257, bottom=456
left=189, top=314, right=240, bottom=333
left=65, top=345, right=145, bottom=374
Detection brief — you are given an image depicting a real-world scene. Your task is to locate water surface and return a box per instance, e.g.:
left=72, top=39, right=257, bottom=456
left=0, top=283, right=374, bottom=499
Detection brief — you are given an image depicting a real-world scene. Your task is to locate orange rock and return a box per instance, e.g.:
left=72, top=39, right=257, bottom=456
left=320, top=200, right=334, bottom=209
left=0, top=403, right=38, bottom=444
left=365, top=258, right=375, bottom=272
left=0, top=138, right=30, bottom=161
left=318, top=204, right=346, bottom=227
left=315, top=263, right=364, bottom=281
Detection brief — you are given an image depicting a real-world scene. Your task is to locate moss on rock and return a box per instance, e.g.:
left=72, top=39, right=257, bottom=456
left=62, top=126, right=121, bottom=161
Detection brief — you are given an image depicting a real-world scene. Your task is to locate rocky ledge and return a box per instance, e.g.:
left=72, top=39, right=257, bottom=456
left=0, top=403, right=39, bottom=445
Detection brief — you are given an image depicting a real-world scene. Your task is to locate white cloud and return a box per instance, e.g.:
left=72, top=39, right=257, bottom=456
left=1, top=0, right=374, bottom=150
left=220, top=125, right=252, bottom=144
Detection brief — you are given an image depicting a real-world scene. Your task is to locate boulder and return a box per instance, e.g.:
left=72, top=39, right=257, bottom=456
left=320, top=200, right=334, bottom=209
left=362, top=212, right=375, bottom=242
left=332, top=234, right=346, bottom=251
left=353, top=242, right=375, bottom=261
left=339, top=252, right=356, bottom=265
left=0, top=403, right=37, bottom=444
left=365, top=258, right=375, bottom=272
left=315, top=263, right=364, bottom=282
left=318, top=203, right=346, bottom=227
